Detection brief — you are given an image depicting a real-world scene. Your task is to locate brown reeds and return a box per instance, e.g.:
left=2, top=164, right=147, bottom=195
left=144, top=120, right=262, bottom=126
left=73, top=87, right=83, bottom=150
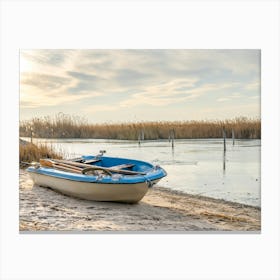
left=19, top=142, right=63, bottom=164
left=19, top=113, right=261, bottom=140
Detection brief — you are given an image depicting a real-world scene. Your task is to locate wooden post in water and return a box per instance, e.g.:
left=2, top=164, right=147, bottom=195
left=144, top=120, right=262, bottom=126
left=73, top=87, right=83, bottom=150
left=232, top=129, right=235, bottom=145
left=223, top=150, right=226, bottom=173
left=171, top=129, right=175, bottom=149
left=138, top=132, right=141, bottom=146
left=30, top=127, right=33, bottom=144
left=223, top=127, right=226, bottom=152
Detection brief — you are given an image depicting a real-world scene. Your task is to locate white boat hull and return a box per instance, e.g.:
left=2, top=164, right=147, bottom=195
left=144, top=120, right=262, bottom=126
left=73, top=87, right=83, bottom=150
left=29, top=172, right=156, bottom=203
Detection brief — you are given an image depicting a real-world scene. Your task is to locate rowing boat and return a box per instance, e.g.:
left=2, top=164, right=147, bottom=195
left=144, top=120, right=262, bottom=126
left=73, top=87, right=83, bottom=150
left=27, top=154, right=167, bottom=203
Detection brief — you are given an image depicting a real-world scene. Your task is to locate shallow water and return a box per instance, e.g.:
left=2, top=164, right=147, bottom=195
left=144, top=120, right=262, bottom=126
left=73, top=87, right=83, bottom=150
left=25, top=138, right=261, bottom=207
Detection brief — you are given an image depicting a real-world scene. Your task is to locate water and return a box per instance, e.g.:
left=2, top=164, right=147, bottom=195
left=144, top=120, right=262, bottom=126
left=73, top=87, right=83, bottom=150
left=26, top=138, right=261, bottom=207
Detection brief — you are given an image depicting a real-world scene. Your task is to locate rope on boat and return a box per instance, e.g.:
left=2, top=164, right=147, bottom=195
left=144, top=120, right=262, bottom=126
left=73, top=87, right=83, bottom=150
left=145, top=178, right=153, bottom=188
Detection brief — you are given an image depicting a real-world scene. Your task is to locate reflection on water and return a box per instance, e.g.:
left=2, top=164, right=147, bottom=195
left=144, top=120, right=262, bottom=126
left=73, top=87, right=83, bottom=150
left=223, top=151, right=226, bottom=174
left=25, top=138, right=261, bottom=207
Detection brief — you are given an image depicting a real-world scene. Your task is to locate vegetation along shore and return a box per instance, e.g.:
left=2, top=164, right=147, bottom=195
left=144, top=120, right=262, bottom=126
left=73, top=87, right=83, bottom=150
left=20, top=114, right=261, bottom=140
left=19, top=138, right=62, bottom=165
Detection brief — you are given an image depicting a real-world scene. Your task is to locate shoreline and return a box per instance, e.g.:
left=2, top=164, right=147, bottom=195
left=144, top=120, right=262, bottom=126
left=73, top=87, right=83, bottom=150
left=19, top=169, right=261, bottom=232
left=152, top=185, right=260, bottom=210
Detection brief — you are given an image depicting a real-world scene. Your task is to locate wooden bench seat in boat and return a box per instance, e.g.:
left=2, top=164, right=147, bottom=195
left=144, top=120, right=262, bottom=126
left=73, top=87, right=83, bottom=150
left=68, top=157, right=101, bottom=164
left=84, top=159, right=101, bottom=164
left=109, top=164, right=135, bottom=170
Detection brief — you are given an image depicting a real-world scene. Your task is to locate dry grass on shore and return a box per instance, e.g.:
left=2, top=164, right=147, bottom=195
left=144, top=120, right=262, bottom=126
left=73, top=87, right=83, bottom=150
left=19, top=113, right=261, bottom=140
left=19, top=141, right=62, bottom=164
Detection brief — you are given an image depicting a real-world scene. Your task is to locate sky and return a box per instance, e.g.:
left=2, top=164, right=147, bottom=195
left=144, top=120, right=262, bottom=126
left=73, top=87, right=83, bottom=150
left=20, top=49, right=260, bottom=123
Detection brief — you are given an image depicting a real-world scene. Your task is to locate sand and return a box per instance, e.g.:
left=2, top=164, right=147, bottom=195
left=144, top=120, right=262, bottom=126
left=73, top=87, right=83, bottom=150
left=19, top=169, right=261, bottom=232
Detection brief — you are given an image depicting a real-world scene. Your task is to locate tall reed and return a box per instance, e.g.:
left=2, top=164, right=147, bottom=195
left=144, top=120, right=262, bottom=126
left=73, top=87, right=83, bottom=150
left=19, top=141, right=63, bottom=164
left=20, top=113, right=261, bottom=140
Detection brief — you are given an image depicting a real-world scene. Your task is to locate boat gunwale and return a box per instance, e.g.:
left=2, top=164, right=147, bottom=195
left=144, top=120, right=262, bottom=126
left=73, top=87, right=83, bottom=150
left=27, top=170, right=166, bottom=185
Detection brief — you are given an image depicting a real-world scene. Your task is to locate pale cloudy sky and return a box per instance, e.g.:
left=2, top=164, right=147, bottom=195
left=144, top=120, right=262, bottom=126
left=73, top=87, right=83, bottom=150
left=20, top=49, right=260, bottom=123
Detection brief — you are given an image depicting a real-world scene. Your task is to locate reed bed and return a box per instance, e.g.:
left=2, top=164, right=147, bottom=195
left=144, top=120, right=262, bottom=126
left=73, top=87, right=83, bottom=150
left=20, top=114, right=261, bottom=140
left=19, top=141, right=63, bottom=164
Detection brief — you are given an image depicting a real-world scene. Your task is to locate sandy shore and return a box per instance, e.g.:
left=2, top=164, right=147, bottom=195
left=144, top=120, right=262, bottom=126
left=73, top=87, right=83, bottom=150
left=19, top=169, right=261, bottom=232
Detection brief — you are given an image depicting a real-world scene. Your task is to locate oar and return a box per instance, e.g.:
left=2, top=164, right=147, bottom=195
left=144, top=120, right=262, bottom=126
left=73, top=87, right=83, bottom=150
left=51, top=159, right=102, bottom=168
left=20, top=161, right=40, bottom=167
left=39, top=159, right=82, bottom=174
left=40, top=159, right=111, bottom=176
left=52, top=159, right=147, bottom=175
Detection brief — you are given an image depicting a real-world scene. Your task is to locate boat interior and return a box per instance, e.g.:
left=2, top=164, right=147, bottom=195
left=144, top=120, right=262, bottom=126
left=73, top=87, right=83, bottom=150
left=76, top=155, right=152, bottom=173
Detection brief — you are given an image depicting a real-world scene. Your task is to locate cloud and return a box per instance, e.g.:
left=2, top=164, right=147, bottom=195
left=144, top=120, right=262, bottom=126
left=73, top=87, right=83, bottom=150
left=66, top=71, right=109, bottom=94
left=21, top=73, right=71, bottom=90
left=201, top=103, right=260, bottom=119
left=118, top=78, right=197, bottom=107
left=120, top=80, right=238, bottom=108
left=249, top=95, right=259, bottom=99
left=67, top=71, right=99, bottom=81
left=20, top=87, right=92, bottom=108
left=217, top=92, right=243, bottom=102
left=244, top=80, right=260, bottom=91
left=115, top=69, right=154, bottom=87
left=84, top=104, right=119, bottom=113
left=217, top=98, right=231, bottom=102
left=20, top=49, right=261, bottom=121
left=21, top=49, right=74, bottom=66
